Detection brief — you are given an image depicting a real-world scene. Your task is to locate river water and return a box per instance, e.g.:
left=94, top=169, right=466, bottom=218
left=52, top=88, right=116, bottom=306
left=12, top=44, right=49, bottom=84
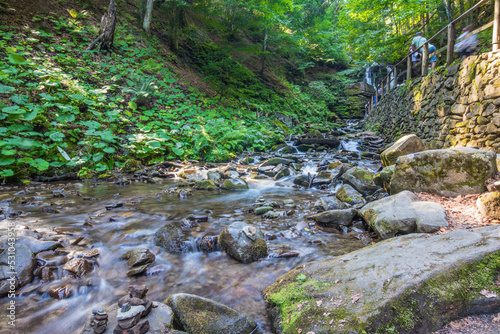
left=0, top=124, right=383, bottom=334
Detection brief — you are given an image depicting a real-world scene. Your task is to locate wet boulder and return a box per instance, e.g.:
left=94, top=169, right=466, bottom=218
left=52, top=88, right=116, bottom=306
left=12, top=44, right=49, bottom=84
left=221, top=178, right=248, bottom=190
left=273, top=165, right=291, bottom=180
left=312, top=171, right=334, bottom=185
left=477, top=191, right=500, bottom=219
left=296, top=144, right=313, bottom=152
left=207, top=171, right=222, bottom=183
left=281, top=145, right=297, bottom=154
left=390, top=148, right=497, bottom=197
left=0, top=236, right=59, bottom=254
left=120, top=249, right=155, bottom=268
left=63, top=258, right=93, bottom=278
left=314, top=196, right=349, bottom=212
left=263, top=225, right=500, bottom=333
left=219, top=222, right=267, bottom=263
left=156, top=222, right=191, bottom=253
left=0, top=244, right=34, bottom=294
left=359, top=191, right=447, bottom=239
left=293, top=175, right=309, bottom=187
left=336, top=184, right=365, bottom=207
left=341, top=167, right=380, bottom=196
left=312, top=208, right=357, bottom=227
left=381, top=134, right=425, bottom=167
left=373, top=165, right=395, bottom=191
left=193, top=180, right=218, bottom=191
left=166, top=293, right=257, bottom=334
left=254, top=206, right=273, bottom=215
left=260, top=158, right=292, bottom=167
left=327, top=161, right=349, bottom=179
left=178, top=168, right=207, bottom=181
left=295, top=137, right=340, bottom=148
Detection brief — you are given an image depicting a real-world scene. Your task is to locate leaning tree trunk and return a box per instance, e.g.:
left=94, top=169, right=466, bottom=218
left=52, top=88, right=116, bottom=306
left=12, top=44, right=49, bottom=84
left=87, top=0, right=117, bottom=51
left=143, top=0, right=154, bottom=33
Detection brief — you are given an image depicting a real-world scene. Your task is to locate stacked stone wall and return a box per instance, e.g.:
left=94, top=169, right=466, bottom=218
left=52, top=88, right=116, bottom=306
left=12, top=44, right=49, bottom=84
left=366, top=51, right=500, bottom=151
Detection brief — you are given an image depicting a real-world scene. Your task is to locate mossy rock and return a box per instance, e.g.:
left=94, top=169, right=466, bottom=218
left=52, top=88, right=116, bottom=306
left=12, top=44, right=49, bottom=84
left=219, top=221, right=267, bottom=263
left=390, top=148, right=497, bottom=196
left=222, top=178, right=248, bottom=190
left=336, top=184, right=365, bottom=207
left=260, top=158, right=292, bottom=167
left=263, top=225, right=500, bottom=333
left=121, top=159, right=143, bottom=173
left=296, top=144, right=313, bottom=152
left=477, top=191, right=500, bottom=219
left=194, top=180, right=218, bottom=191
left=381, top=134, right=425, bottom=167
left=373, top=165, right=395, bottom=191
left=255, top=206, right=273, bottom=215
left=341, top=167, right=380, bottom=196
left=165, top=293, right=257, bottom=334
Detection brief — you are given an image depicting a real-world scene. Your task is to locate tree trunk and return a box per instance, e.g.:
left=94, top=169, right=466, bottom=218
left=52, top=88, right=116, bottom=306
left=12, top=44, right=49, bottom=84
left=87, top=0, right=117, bottom=51
left=260, top=28, right=268, bottom=75
left=143, top=0, right=154, bottom=33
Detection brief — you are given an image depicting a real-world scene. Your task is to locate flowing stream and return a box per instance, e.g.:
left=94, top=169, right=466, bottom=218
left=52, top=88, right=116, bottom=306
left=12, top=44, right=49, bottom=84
left=0, top=122, right=384, bottom=334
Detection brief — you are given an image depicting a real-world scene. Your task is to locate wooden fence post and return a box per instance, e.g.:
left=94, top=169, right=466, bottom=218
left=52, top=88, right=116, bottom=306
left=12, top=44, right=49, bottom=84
left=386, top=72, right=391, bottom=92
left=407, top=55, right=412, bottom=81
left=375, top=86, right=379, bottom=105
left=381, top=82, right=385, bottom=98
left=493, top=0, right=500, bottom=51
left=447, top=23, right=455, bottom=65
left=421, top=43, right=429, bottom=77
left=394, top=67, right=398, bottom=88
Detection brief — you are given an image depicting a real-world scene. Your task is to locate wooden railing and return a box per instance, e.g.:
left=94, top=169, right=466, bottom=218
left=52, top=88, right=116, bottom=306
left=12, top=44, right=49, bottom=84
left=368, top=0, right=500, bottom=111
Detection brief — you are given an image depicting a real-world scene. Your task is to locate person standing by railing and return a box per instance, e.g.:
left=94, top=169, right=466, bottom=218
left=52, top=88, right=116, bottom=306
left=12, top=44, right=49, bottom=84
left=455, top=24, right=478, bottom=59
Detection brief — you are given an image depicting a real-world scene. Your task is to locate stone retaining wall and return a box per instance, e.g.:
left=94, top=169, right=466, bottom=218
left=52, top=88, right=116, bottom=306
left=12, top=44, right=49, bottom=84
left=365, top=51, right=500, bottom=151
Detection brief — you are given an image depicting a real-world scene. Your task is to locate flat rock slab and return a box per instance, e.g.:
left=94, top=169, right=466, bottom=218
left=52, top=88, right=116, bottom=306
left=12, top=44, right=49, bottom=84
left=263, top=225, right=500, bottom=334
left=390, top=147, right=497, bottom=197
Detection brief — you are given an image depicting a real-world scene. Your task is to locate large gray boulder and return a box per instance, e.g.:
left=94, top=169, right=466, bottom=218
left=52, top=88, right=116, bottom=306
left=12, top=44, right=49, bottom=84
left=0, top=244, right=34, bottom=295
left=263, top=225, right=500, bottom=334
left=341, top=167, right=380, bottom=196
left=221, top=178, right=249, bottom=190
left=166, top=293, right=257, bottom=334
left=381, top=134, right=425, bottom=166
left=312, top=208, right=357, bottom=227
left=359, top=191, right=447, bottom=239
left=219, top=222, right=267, bottom=263
left=390, top=148, right=497, bottom=197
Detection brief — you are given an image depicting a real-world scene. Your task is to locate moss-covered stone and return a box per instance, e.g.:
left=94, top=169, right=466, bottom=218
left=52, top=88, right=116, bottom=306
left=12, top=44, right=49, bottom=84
left=390, top=147, right=497, bottom=196
left=193, top=180, right=218, bottom=191
left=221, top=178, right=248, bottom=190
left=121, top=159, right=142, bottom=173
left=166, top=293, right=257, bottom=334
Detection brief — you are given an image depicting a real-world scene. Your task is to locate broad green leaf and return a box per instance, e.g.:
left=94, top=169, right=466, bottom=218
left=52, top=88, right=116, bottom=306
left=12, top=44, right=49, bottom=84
left=172, top=147, right=184, bottom=156
left=0, top=169, right=14, bottom=177
left=30, top=158, right=50, bottom=171
left=103, top=147, right=116, bottom=153
left=49, top=132, right=65, bottom=142
left=57, top=146, right=71, bottom=160
left=8, top=54, right=27, bottom=65
left=0, top=157, right=15, bottom=165
left=92, top=153, right=104, bottom=162
left=56, top=114, right=75, bottom=122
left=2, top=106, right=24, bottom=114
left=0, top=84, right=15, bottom=93
left=128, top=101, right=137, bottom=110
left=23, top=109, right=37, bottom=121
